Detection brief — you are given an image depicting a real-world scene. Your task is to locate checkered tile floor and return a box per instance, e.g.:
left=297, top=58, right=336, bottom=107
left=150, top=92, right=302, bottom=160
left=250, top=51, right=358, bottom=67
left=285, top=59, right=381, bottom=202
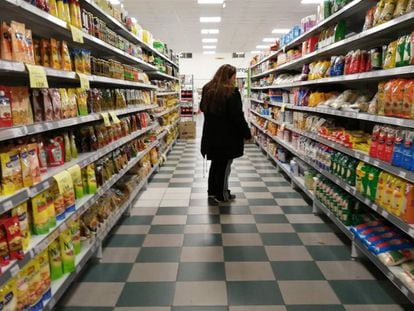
left=58, top=140, right=411, bottom=311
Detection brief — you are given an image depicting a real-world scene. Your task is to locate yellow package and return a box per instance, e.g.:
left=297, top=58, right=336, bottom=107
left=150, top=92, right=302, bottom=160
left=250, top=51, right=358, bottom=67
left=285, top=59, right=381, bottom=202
left=48, top=239, right=63, bottom=280
left=1, top=277, right=17, bottom=311
left=391, top=179, right=407, bottom=217
left=45, top=189, right=56, bottom=229
left=59, top=229, right=75, bottom=274
left=50, top=38, right=61, bottom=70
left=51, top=183, right=65, bottom=221
left=59, top=88, right=70, bottom=119
left=394, top=0, right=409, bottom=16
left=24, top=258, right=43, bottom=308
left=76, top=88, right=88, bottom=116
left=384, top=40, right=398, bottom=69
left=376, top=172, right=389, bottom=207
left=355, top=162, right=366, bottom=194
left=61, top=41, right=72, bottom=71
left=383, top=175, right=397, bottom=211
left=31, top=192, right=49, bottom=235
left=86, top=164, right=97, bottom=194
left=379, top=0, right=398, bottom=23
left=53, top=170, right=76, bottom=213
left=67, top=165, right=84, bottom=200
left=20, top=146, right=33, bottom=188
left=16, top=265, right=30, bottom=311
left=374, top=0, right=386, bottom=25
left=67, top=89, right=78, bottom=118
left=11, top=202, right=31, bottom=251
left=37, top=250, right=51, bottom=300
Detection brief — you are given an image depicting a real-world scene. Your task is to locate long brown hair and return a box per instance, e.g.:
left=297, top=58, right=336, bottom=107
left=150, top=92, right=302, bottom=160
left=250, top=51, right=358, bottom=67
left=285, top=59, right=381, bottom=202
left=201, top=64, right=236, bottom=114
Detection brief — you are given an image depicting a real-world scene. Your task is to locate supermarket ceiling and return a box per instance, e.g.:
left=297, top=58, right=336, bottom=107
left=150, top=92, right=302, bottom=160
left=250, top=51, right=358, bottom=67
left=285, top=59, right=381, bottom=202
left=122, top=0, right=317, bottom=54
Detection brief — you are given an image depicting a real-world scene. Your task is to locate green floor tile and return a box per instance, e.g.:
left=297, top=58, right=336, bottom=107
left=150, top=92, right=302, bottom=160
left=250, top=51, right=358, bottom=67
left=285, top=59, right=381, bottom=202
left=187, top=215, right=220, bottom=224
left=172, top=307, right=228, bottom=311
left=271, top=261, right=325, bottom=280
left=292, top=223, right=337, bottom=233
left=265, top=181, right=290, bottom=187
left=330, top=280, right=410, bottom=305
left=183, top=234, right=222, bottom=246
left=149, top=225, right=186, bottom=234
left=286, top=306, right=345, bottom=311
left=272, top=192, right=303, bottom=199
left=307, top=246, right=351, bottom=261
left=261, top=233, right=303, bottom=245
left=227, top=281, right=284, bottom=305
left=137, top=247, right=181, bottom=262
left=254, top=214, right=288, bottom=224
left=157, top=207, right=188, bottom=215
left=78, top=263, right=133, bottom=282
left=242, top=187, right=269, bottom=192
left=248, top=199, right=277, bottom=206
left=221, top=224, right=258, bottom=233
left=220, top=206, right=250, bottom=215
left=116, top=282, right=175, bottom=306
left=281, top=206, right=313, bottom=214
left=224, top=246, right=268, bottom=261
left=122, top=216, right=153, bottom=225
left=177, top=262, right=225, bottom=281
left=105, top=234, right=146, bottom=247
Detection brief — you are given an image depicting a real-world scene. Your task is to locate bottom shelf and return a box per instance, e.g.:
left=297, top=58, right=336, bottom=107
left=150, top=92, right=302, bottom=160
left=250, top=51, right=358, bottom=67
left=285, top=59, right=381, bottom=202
left=254, top=136, right=414, bottom=304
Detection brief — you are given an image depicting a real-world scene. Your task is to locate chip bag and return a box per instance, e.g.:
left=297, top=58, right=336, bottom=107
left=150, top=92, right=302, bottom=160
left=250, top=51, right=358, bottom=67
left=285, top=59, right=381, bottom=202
left=59, top=229, right=75, bottom=274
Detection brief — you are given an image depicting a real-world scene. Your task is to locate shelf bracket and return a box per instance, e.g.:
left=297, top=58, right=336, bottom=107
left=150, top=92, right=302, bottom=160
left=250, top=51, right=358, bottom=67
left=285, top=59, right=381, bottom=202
left=351, top=240, right=363, bottom=259
left=93, top=242, right=103, bottom=261
left=291, top=179, right=299, bottom=191
left=312, top=200, right=319, bottom=214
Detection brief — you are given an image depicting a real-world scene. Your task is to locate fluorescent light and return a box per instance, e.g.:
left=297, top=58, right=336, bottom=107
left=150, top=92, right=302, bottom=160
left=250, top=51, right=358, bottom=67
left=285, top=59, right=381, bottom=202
left=202, top=38, right=218, bottom=43
left=256, top=45, right=269, bottom=49
left=203, top=45, right=216, bottom=49
left=301, top=0, right=323, bottom=4
left=200, top=16, right=221, bottom=23
left=263, top=38, right=276, bottom=43
left=201, top=29, right=219, bottom=34
left=109, top=0, right=121, bottom=4
left=198, top=0, right=224, bottom=3
left=203, top=51, right=216, bottom=54
left=251, top=51, right=261, bottom=54
left=272, top=28, right=290, bottom=34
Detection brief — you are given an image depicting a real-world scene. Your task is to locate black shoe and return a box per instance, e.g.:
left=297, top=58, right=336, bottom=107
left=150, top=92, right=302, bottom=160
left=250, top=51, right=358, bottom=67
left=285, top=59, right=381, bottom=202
left=227, top=190, right=236, bottom=201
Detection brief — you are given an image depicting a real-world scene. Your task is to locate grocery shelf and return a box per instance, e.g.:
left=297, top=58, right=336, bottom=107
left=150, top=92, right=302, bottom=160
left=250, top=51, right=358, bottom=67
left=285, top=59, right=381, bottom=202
left=0, top=0, right=157, bottom=71
left=157, top=91, right=180, bottom=96
left=157, top=130, right=168, bottom=141
left=91, top=76, right=157, bottom=89
left=148, top=71, right=180, bottom=80
left=80, top=0, right=179, bottom=68
left=249, top=98, right=265, bottom=104
left=165, top=118, right=181, bottom=132
left=251, top=65, right=414, bottom=87
left=250, top=110, right=279, bottom=125
left=43, top=156, right=161, bottom=310
left=0, top=139, right=159, bottom=290
left=250, top=121, right=414, bottom=239
left=313, top=199, right=353, bottom=239
left=0, top=123, right=157, bottom=215
left=153, top=105, right=180, bottom=118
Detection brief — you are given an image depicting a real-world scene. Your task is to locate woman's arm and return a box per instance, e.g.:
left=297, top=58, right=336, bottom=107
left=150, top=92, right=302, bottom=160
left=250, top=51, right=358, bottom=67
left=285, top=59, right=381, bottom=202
left=228, top=89, right=252, bottom=139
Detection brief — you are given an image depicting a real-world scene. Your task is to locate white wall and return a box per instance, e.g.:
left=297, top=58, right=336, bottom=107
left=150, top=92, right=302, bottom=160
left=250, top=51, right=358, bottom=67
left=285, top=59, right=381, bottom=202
left=179, top=53, right=251, bottom=91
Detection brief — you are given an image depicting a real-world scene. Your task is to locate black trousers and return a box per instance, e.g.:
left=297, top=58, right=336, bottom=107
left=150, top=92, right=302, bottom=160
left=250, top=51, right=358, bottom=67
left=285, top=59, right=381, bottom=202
left=208, top=159, right=232, bottom=200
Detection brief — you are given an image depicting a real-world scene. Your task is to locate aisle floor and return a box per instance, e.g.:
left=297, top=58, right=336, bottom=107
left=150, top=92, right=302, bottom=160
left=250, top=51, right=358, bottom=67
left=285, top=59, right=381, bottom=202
left=59, top=139, right=411, bottom=311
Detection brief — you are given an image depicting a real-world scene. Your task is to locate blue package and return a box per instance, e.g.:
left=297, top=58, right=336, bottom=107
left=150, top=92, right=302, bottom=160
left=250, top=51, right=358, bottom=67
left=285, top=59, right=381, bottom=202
left=392, top=130, right=405, bottom=168
left=369, top=238, right=414, bottom=255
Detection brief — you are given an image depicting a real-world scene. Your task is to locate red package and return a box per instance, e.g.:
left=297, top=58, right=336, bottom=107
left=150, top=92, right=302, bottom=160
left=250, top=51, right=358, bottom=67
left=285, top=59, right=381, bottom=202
left=370, top=125, right=381, bottom=158
left=360, top=50, right=370, bottom=73
left=383, top=128, right=396, bottom=163
left=350, top=50, right=362, bottom=74
left=0, top=222, right=10, bottom=266
left=0, top=85, right=13, bottom=128
left=344, top=51, right=353, bottom=75
left=31, top=89, right=44, bottom=122
left=376, top=127, right=387, bottom=161
left=37, top=139, right=48, bottom=173
left=2, top=216, right=24, bottom=260
left=46, top=139, right=64, bottom=167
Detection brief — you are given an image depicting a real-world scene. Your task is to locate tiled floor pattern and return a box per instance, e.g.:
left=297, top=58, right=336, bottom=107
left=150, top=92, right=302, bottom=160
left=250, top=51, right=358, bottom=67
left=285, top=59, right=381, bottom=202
left=58, top=140, right=411, bottom=311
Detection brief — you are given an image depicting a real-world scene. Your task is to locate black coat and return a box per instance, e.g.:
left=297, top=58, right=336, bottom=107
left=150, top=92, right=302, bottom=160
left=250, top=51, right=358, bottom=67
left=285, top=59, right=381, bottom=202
left=201, top=88, right=252, bottom=160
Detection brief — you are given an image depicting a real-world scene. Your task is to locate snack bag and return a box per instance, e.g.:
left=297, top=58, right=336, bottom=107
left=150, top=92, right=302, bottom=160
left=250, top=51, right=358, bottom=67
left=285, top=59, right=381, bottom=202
left=67, top=88, right=78, bottom=118
left=24, top=258, right=43, bottom=310
left=45, top=189, right=56, bottom=229
left=0, top=86, right=12, bottom=128
left=10, top=21, right=26, bottom=62
left=1, top=278, right=18, bottom=311
left=403, top=33, right=412, bottom=66
left=377, top=82, right=386, bottom=115
left=10, top=86, right=33, bottom=126
left=375, top=172, right=389, bottom=207
left=76, top=88, right=88, bottom=116
left=1, top=22, right=12, bottom=61
left=390, top=178, right=407, bottom=216
left=394, top=0, right=409, bottom=16
left=48, top=239, right=63, bottom=280
left=378, top=248, right=414, bottom=265
left=37, top=250, right=51, bottom=302
left=405, top=80, right=414, bottom=119
left=86, top=164, right=97, bottom=194
left=27, top=143, right=41, bottom=184
left=61, top=41, right=72, bottom=71
left=0, top=222, right=10, bottom=267
left=396, top=35, right=407, bottom=67
left=30, top=192, right=49, bottom=235
left=374, top=0, right=386, bottom=25
left=20, top=146, right=33, bottom=188
left=59, top=229, right=75, bottom=274
left=49, top=38, right=61, bottom=70
left=53, top=170, right=76, bottom=213
left=16, top=267, right=30, bottom=311
left=383, top=175, right=397, bottom=210
left=49, top=88, right=62, bottom=120
left=67, top=165, right=84, bottom=199
left=11, top=203, right=30, bottom=253
left=383, top=80, right=394, bottom=116
left=403, top=183, right=414, bottom=223
left=366, top=167, right=381, bottom=201
left=379, top=0, right=398, bottom=24
left=59, top=88, right=70, bottom=119
left=25, top=29, right=34, bottom=64
left=383, top=40, right=398, bottom=69
left=69, top=219, right=81, bottom=255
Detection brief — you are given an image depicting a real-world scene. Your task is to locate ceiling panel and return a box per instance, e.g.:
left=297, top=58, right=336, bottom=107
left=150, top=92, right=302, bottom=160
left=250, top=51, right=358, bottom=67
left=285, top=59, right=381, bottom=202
left=123, top=0, right=317, bottom=53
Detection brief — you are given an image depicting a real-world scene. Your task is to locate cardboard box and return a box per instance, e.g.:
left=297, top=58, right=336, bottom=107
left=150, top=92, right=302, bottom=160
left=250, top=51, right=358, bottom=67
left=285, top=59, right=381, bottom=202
left=179, top=121, right=196, bottom=139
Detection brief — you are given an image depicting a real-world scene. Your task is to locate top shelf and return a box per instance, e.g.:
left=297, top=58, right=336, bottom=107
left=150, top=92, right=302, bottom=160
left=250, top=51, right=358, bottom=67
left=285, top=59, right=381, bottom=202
left=250, top=0, right=380, bottom=69
left=81, top=0, right=179, bottom=69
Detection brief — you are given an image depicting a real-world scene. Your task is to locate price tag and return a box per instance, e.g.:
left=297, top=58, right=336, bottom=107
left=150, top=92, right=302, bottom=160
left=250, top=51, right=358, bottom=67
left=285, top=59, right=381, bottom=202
left=26, top=64, right=48, bottom=88
left=381, top=210, right=389, bottom=218
left=401, top=286, right=409, bottom=296
left=3, top=200, right=13, bottom=211
left=408, top=228, right=414, bottom=238
left=281, top=104, right=286, bottom=113
left=101, top=112, right=111, bottom=127
left=10, top=264, right=20, bottom=277
left=70, top=24, right=84, bottom=43
left=109, top=112, right=121, bottom=124
left=77, top=72, right=90, bottom=90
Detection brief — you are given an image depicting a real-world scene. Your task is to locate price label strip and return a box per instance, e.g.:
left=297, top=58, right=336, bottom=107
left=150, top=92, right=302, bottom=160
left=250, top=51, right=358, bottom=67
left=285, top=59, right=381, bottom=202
left=77, top=72, right=90, bottom=90
left=109, top=112, right=121, bottom=124
left=70, top=24, right=84, bottom=43
left=26, top=64, right=49, bottom=88
left=101, top=112, right=111, bottom=127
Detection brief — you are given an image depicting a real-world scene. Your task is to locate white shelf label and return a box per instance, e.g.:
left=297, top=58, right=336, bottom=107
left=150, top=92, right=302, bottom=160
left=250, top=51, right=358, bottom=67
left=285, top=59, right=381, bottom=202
left=3, top=200, right=13, bottom=210
left=10, top=264, right=20, bottom=277
left=381, top=210, right=389, bottom=218
left=401, top=286, right=409, bottom=296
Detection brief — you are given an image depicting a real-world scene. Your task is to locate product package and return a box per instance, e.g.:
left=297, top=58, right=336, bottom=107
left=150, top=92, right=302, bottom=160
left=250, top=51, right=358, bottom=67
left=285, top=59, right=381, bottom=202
left=58, top=228, right=75, bottom=274
left=53, top=170, right=76, bottom=213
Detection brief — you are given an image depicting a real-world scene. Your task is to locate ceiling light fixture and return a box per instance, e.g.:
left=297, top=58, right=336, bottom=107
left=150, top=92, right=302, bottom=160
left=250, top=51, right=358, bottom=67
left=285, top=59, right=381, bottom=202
left=109, top=0, right=121, bottom=4
left=203, top=51, right=216, bottom=54
left=198, top=0, right=224, bottom=4
left=256, top=45, right=269, bottom=49
left=203, top=45, right=217, bottom=49
left=202, top=38, right=218, bottom=43
left=272, top=28, right=290, bottom=34
left=301, top=0, right=323, bottom=4
left=263, top=38, right=276, bottom=43
left=201, top=29, right=219, bottom=34
left=200, top=17, right=221, bottom=23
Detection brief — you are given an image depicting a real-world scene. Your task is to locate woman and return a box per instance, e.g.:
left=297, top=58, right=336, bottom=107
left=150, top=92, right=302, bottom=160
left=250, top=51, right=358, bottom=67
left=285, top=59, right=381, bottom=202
left=200, top=64, right=252, bottom=202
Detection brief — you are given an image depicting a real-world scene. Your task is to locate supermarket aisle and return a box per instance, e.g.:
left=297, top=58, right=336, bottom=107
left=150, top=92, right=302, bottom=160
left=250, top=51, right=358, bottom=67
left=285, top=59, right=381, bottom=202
left=58, top=140, right=410, bottom=310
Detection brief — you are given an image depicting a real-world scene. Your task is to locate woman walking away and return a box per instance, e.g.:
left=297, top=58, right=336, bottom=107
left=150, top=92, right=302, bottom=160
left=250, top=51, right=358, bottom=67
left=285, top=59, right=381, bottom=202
left=200, top=64, right=252, bottom=203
